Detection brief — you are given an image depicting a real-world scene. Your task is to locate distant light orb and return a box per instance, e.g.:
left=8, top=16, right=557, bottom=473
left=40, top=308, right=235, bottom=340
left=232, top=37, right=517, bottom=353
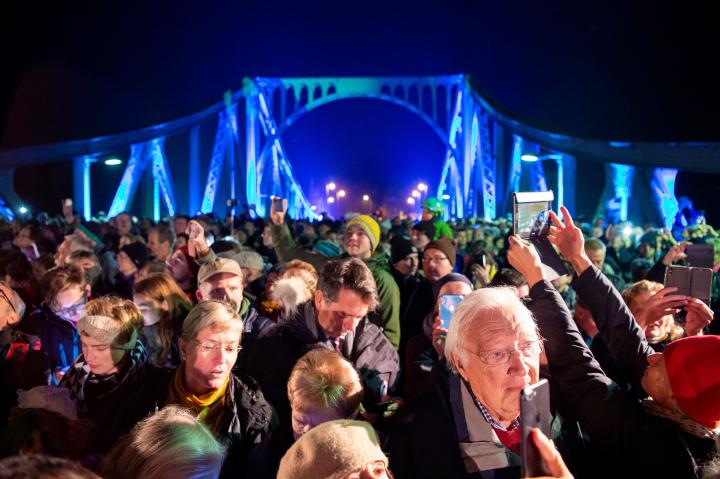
left=310, top=205, right=317, bottom=211
left=411, top=190, right=420, bottom=198
left=407, top=197, right=415, bottom=205
left=19, top=206, right=28, bottom=214
left=327, top=197, right=335, bottom=204
left=104, top=157, right=123, bottom=166
left=441, top=194, right=451, bottom=200
left=327, top=182, right=336, bottom=191
left=417, top=182, right=427, bottom=192
left=362, top=194, right=370, bottom=201
left=338, top=190, right=346, bottom=198
left=520, top=154, right=539, bottom=162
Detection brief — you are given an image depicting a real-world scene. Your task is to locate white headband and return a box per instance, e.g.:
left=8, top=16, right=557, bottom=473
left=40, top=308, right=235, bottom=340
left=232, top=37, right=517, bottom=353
left=77, top=315, right=137, bottom=350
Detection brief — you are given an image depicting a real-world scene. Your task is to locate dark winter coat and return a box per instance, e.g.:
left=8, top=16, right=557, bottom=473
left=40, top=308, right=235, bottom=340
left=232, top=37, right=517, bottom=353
left=19, top=307, right=79, bottom=376
left=242, top=300, right=400, bottom=423
left=153, top=368, right=274, bottom=478
left=536, top=268, right=717, bottom=477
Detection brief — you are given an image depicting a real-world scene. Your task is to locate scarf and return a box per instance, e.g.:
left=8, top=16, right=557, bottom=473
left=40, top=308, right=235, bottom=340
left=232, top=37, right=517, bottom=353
left=166, top=364, right=229, bottom=436
left=642, top=398, right=720, bottom=440
left=61, top=337, right=148, bottom=416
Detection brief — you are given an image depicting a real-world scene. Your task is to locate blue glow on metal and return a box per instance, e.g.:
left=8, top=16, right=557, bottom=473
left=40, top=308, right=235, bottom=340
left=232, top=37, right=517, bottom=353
left=609, top=163, right=635, bottom=221
left=83, top=156, right=93, bottom=220
left=201, top=106, right=236, bottom=213
left=108, top=143, right=151, bottom=218
left=508, top=135, right=524, bottom=195
left=651, top=168, right=679, bottom=229
left=609, top=141, right=632, bottom=148
left=476, top=111, right=496, bottom=220
left=150, top=138, right=176, bottom=218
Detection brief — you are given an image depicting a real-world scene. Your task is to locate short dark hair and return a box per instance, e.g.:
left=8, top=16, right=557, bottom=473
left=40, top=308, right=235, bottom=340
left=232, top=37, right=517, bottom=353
left=488, top=268, right=528, bottom=288
left=0, top=455, right=100, bottom=479
left=149, top=223, right=176, bottom=247
left=317, top=258, right=378, bottom=310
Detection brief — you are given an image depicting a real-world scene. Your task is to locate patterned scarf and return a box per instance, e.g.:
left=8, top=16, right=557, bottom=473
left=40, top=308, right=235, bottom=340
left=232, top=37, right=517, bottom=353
left=642, top=398, right=720, bottom=440
left=165, top=364, right=229, bottom=436
left=61, top=338, right=148, bottom=415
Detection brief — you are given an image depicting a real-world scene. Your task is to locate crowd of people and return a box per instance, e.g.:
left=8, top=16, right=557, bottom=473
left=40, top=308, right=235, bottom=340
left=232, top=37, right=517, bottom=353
left=0, top=196, right=719, bottom=478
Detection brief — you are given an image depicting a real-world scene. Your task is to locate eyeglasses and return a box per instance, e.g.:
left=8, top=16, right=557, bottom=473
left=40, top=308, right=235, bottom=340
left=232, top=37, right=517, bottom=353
left=467, top=340, right=543, bottom=366
left=52, top=295, right=87, bottom=317
left=192, top=340, right=242, bottom=355
left=0, top=287, right=16, bottom=313
left=422, top=255, right=449, bottom=264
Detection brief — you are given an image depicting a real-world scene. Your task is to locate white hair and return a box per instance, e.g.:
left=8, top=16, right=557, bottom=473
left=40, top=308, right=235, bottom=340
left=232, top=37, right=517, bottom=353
left=0, top=281, right=25, bottom=319
left=445, top=286, right=539, bottom=373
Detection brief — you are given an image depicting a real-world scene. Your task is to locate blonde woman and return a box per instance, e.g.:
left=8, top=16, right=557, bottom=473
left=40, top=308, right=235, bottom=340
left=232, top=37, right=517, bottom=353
left=134, top=273, right=193, bottom=367
left=156, top=300, right=273, bottom=477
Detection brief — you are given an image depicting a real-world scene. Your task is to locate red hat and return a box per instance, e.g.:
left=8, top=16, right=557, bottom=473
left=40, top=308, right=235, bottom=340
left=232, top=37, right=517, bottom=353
left=663, top=335, right=720, bottom=429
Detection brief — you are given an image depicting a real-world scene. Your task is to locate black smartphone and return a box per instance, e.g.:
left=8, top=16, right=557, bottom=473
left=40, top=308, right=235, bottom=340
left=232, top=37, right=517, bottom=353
left=272, top=196, right=284, bottom=212
left=520, top=379, right=552, bottom=478
left=685, top=244, right=714, bottom=269
left=664, top=265, right=713, bottom=306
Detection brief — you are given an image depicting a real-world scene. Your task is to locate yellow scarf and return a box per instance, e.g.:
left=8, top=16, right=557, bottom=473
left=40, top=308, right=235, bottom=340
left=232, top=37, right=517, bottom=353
left=167, top=364, right=229, bottom=435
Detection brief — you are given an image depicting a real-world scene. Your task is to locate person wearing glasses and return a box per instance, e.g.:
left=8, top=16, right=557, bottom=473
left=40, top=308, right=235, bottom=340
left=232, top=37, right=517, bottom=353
left=153, top=299, right=274, bottom=477
left=384, top=285, right=548, bottom=478
left=0, top=281, right=49, bottom=433
left=19, top=265, right=91, bottom=383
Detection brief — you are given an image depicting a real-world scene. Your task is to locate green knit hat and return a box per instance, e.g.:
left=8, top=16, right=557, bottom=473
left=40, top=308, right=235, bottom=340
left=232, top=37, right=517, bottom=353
left=346, top=215, right=380, bottom=252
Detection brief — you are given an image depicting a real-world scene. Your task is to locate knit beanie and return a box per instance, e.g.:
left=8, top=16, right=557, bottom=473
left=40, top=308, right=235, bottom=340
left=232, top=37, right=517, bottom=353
left=663, top=335, right=720, bottom=429
left=390, top=236, right=417, bottom=264
left=412, top=220, right=435, bottom=241
left=77, top=315, right=137, bottom=350
left=120, top=242, right=149, bottom=269
left=346, top=215, right=380, bottom=252
left=425, top=237, right=456, bottom=267
left=432, top=272, right=473, bottom=299
left=277, top=420, right=388, bottom=479
left=314, top=240, right=343, bottom=258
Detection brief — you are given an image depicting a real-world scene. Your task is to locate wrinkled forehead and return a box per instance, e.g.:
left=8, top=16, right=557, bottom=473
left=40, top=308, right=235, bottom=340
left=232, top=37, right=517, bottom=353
left=468, top=309, right=538, bottom=349
left=196, top=324, right=242, bottom=343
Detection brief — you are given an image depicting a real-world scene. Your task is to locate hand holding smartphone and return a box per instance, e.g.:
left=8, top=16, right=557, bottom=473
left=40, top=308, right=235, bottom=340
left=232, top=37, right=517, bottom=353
left=521, top=379, right=552, bottom=477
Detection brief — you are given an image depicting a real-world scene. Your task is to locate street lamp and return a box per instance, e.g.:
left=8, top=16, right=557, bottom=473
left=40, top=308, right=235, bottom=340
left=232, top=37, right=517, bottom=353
left=521, top=153, right=564, bottom=213
left=362, top=194, right=369, bottom=201
left=417, top=182, right=427, bottom=193
left=327, top=196, right=335, bottom=204
left=411, top=190, right=420, bottom=199
left=327, top=182, right=336, bottom=191
left=407, top=197, right=415, bottom=205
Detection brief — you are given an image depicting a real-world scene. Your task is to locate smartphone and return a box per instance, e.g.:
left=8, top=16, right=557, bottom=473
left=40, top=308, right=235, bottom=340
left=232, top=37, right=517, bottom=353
left=439, top=294, right=463, bottom=330
left=520, top=379, right=552, bottom=478
left=685, top=244, right=714, bottom=269
left=272, top=196, right=284, bottom=212
left=513, top=191, right=554, bottom=239
left=664, top=265, right=713, bottom=305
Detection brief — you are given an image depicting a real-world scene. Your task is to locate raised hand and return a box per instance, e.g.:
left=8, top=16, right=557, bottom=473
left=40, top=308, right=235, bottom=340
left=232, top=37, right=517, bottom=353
left=507, top=235, right=544, bottom=287
left=525, top=428, right=574, bottom=479
left=185, top=220, right=209, bottom=258
left=684, top=297, right=714, bottom=336
left=270, top=198, right=288, bottom=226
left=661, top=242, right=689, bottom=266
left=548, top=206, right=591, bottom=275
left=633, top=287, right=687, bottom=329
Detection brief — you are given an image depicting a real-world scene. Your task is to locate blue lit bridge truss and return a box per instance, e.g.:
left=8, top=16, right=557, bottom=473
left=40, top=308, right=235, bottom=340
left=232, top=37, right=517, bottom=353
left=2, top=74, right=634, bottom=222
